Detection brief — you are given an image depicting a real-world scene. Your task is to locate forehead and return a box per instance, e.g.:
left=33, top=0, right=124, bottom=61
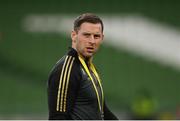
left=79, top=22, right=103, bottom=34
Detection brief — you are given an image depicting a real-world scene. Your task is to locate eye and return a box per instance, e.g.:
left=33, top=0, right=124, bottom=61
left=94, top=34, right=100, bottom=39
left=83, top=33, right=91, bottom=37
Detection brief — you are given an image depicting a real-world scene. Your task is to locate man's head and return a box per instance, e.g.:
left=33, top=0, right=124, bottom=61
left=71, top=13, right=104, bottom=59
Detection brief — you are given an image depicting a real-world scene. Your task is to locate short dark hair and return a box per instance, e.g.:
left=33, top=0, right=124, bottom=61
left=73, top=13, right=104, bottom=32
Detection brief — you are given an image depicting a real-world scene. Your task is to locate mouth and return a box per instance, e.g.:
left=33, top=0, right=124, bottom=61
left=86, top=47, right=94, bottom=53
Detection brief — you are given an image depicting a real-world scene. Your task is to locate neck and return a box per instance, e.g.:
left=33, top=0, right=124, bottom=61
left=72, top=46, right=92, bottom=62
left=78, top=53, right=92, bottom=62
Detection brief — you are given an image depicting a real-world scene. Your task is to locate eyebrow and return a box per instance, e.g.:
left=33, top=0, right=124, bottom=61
left=82, top=32, right=101, bottom=35
left=82, top=31, right=91, bottom=34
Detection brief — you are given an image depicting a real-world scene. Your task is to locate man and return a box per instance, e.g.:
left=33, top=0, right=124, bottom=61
left=47, top=13, right=118, bottom=120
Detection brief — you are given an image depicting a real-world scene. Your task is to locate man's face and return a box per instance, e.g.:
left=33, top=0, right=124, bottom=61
left=71, top=22, right=104, bottom=59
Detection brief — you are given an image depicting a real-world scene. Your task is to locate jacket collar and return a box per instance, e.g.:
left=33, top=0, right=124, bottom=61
left=67, top=47, right=93, bottom=66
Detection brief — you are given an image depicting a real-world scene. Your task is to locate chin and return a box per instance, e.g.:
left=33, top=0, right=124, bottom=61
left=85, top=55, right=92, bottom=58
left=84, top=54, right=93, bottom=58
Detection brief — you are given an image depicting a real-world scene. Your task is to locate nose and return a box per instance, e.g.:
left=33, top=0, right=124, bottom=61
left=89, top=35, right=95, bottom=44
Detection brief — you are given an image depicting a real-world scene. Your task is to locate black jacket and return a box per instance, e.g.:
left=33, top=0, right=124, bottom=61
left=47, top=48, right=118, bottom=120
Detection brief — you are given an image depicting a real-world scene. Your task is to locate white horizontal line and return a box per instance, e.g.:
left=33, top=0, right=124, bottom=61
left=23, top=14, right=180, bottom=70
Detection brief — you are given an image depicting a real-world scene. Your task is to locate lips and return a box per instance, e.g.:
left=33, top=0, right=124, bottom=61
left=86, top=47, right=94, bottom=52
left=87, top=47, right=94, bottom=50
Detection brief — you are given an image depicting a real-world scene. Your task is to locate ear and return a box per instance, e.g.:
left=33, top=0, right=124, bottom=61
left=71, top=30, right=77, bottom=43
left=102, top=34, right=104, bottom=40
left=101, top=34, right=104, bottom=43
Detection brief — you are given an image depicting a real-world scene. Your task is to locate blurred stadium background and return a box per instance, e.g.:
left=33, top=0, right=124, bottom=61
left=0, top=0, right=180, bottom=119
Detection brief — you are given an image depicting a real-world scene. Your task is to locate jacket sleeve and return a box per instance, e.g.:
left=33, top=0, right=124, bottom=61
left=104, top=102, right=119, bottom=120
left=47, top=56, right=80, bottom=119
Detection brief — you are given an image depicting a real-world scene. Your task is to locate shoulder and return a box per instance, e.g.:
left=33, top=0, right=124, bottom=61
left=47, top=55, right=80, bottom=88
left=47, top=48, right=82, bottom=87
left=51, top=48, right=80, bottom=74
left=49, top=55, right=80, bottom=78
